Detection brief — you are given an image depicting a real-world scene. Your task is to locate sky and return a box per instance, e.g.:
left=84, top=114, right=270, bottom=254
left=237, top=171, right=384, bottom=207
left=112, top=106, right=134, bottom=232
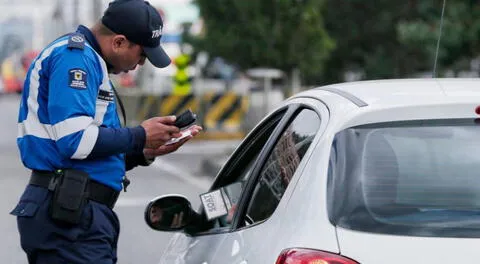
left=0, top=0, right=201, bottom=51
left=140, top=0, right=199, bottom=29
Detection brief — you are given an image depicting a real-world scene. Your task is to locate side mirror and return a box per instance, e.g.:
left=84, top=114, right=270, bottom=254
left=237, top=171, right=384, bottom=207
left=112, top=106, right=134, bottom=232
left=144, top=194, right=196, bottom=231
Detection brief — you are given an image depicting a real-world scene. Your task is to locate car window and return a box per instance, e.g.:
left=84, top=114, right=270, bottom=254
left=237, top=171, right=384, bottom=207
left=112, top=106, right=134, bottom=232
left=329, top=119, right=480, bottom=238
left=196, top=110, right=286, bottom=232
left=243, top=109, right=321, bottom=225
left=216, top=157, right=257, bottom=227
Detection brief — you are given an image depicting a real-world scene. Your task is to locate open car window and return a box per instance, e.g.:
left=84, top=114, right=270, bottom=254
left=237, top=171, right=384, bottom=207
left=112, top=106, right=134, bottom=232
left=192, top=109, right=287, bottom=234
left=242, top=108, right=321, bottom=225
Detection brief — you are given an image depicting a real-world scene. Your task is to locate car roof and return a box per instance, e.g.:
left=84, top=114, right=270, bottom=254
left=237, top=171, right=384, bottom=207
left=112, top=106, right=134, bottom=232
left=290, top=78, right=480, bottom=129
left=300, top=78, right=480, bottom=108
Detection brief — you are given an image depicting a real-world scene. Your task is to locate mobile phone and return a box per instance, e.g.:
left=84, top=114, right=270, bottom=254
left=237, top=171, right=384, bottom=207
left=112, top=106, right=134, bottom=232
left=174, top=109, right=197, bottom=130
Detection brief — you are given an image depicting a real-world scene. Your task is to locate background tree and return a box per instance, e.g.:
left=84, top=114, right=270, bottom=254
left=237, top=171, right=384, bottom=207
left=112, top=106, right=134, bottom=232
left=190, top=0, right=335, bottom=86
left=320, top=0, right=418, bottom=85
left=397, top=0, right=480, bottom=76
left=188, top=0, right=480, bottom=87
left=320, top=0, right=480, bottom=85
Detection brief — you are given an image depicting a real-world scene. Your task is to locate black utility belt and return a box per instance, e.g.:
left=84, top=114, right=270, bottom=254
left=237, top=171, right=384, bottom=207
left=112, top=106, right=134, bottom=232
left=30, top=170, right=120, bottom=210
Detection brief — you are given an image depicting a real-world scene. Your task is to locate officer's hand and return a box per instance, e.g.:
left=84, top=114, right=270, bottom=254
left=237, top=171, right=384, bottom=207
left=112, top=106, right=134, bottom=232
left=141, top=116, right=182, bottom=149
left=226, top=203, right=238, bottom=224
left=143, top=125, right=202, bottom=158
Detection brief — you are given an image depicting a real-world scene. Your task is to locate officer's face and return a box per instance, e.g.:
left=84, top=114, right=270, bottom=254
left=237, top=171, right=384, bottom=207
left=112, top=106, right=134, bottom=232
left=108, top=36, right=147, bottom=74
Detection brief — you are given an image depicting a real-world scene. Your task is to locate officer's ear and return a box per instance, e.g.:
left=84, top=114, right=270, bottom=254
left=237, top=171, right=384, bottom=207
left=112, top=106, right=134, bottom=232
left=111, top=35, right=129, bottom=52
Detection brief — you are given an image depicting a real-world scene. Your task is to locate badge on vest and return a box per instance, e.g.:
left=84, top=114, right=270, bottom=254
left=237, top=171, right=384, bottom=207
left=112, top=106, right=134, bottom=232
left=69, top=69, right=87, bottom=89
left=67, top=33, right=85, bottom=50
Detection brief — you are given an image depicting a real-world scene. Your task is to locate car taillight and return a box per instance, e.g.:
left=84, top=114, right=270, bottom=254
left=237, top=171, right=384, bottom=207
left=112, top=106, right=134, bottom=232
left=275, top=248, right=359, bottom=264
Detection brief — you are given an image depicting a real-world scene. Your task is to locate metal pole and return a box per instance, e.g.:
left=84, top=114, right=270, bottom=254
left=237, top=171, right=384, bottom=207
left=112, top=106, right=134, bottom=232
left=32, top=6, right=44, bottom=50
left=291, top=68, right=301, bottom=96
left=264, top=77, right=271, bottom=116
left=432, top=0, right=447, bottom=78
left=73, top=0, right=79, bottom=27
left=93, top=0, right=104, bottom=22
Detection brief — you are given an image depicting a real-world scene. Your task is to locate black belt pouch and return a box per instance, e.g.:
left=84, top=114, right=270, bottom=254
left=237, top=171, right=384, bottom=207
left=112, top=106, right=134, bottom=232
left=49, top=169, right=89, bottom=225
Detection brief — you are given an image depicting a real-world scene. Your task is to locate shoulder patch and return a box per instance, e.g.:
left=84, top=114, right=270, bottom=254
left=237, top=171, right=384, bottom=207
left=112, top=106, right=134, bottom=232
left=67, top=33, right=85, bottom=50
left=69, top=68, right=87, bottom=89
left=98, top=89, right=115, bottom=102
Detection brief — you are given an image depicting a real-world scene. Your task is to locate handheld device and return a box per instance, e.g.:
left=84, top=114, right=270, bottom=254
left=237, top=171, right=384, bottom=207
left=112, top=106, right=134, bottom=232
left=164, top=110, right=197, bottom=145
left=174, top=109, right=197, bottom=130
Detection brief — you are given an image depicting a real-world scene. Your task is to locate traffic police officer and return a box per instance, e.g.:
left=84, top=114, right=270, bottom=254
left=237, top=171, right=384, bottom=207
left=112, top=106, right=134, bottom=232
left=10, top=0, right=202, bottom=263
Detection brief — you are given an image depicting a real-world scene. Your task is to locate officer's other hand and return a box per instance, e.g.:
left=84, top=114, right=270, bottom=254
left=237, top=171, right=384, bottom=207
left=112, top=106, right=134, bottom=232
left=141, top=116, right=182, bottom=149
left=226, top=203, right=238, bottom=224
left=143, top=125, right=202, bottom=158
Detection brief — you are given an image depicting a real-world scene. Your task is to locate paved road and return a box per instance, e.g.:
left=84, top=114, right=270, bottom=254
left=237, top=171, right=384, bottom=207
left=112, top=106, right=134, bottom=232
left=0, top=94, right=232, bottom=264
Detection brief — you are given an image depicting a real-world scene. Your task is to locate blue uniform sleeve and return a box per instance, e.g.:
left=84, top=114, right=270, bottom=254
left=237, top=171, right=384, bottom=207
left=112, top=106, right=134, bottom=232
left=48, top=43, right=148, bottom=161
left=88, top=126, right=146, bottom=159
left=48, top=47, right=101, bottom=160
left=88, top=126, right=152, bottom=170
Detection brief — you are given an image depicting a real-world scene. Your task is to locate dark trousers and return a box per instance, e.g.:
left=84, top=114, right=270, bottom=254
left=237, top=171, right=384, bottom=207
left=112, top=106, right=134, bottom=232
left=10, top=185, right=120, bottom=264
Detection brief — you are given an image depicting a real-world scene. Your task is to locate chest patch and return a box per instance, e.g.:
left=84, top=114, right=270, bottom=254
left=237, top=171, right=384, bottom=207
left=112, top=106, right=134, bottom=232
left=68, top=69, right=87, bottom=89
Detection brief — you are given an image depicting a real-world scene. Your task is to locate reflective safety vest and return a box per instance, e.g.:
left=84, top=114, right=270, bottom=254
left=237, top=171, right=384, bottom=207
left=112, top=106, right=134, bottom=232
left=17, top=32, right=125, bottom=191
left=173, top=53, right=191, bottom=95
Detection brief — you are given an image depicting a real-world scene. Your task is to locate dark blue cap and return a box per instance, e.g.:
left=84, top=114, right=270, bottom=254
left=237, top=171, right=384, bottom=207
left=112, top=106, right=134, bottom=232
left=102, top=0, right=171, bottom=68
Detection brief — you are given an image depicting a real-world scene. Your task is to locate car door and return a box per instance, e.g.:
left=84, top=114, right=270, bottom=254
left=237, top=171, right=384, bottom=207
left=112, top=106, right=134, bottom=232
left=159, top=106, right=290, bottom=264
left=211, top=98, right=328, bottom=264
left=159, top=98, right=328, bottom=264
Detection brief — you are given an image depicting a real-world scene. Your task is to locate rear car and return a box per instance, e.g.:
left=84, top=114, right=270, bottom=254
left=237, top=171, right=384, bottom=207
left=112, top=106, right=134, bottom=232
left=144, top=78, right=480, bottom=264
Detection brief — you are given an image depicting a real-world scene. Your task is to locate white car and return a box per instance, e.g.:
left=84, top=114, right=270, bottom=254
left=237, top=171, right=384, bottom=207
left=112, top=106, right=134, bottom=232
left=145, top=78, right=480, bottom=264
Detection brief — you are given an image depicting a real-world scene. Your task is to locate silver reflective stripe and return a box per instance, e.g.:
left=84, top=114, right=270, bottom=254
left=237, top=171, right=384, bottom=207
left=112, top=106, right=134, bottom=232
left=53, top=116, right=94, bottom=140
left=71, top=43, right=110, bottom=159
left=18, top=40, right=69, bottom=139
left=17, top=41, right=109, bottom=160
left=71, top=124, right=99, bottom=159
left=17, top=121, right=53, bottom=139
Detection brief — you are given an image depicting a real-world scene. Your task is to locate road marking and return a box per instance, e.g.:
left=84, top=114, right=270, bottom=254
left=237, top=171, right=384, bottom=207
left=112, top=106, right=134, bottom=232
left=151, top=158, right=211, bottom=190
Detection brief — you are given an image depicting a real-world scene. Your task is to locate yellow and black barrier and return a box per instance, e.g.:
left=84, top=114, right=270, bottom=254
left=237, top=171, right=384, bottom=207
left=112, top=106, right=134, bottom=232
left=200, top=91, right=249, bottom=139
left=135, top=94, right=199, bottom=121
left=131, top=92, right=249, bottom=140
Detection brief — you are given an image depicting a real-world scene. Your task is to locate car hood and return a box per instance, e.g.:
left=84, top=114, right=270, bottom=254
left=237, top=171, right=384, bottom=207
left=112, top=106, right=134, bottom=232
left=336, top=227, right=480, bottom=263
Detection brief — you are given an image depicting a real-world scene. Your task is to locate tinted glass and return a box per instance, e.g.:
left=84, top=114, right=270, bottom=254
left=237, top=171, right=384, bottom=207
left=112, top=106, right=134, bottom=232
left=204, top=110, right=286, bottom=231
left=245, top=109, right=321, bottom=224
left=328, top=120, right=480, bottom=238
left=217, top=153, right=258, bottom=227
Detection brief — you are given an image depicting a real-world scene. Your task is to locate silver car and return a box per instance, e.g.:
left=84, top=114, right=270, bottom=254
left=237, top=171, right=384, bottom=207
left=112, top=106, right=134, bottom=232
left=145, top=78, right=480, bottom=264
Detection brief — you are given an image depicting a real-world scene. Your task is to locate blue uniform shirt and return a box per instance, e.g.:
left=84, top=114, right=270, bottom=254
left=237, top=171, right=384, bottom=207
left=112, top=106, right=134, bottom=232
left=17, top=26, right=147, bottom=191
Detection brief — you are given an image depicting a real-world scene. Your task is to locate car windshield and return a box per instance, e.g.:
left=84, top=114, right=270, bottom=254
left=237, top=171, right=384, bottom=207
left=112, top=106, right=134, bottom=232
left=328, top=119, right=480, bottom=238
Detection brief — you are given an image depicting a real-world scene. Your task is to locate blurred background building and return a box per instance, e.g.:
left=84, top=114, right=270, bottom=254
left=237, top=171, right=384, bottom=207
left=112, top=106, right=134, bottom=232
left=3, top=0, right=480, bottom=138
left=0, top=0, right=204, bottom=93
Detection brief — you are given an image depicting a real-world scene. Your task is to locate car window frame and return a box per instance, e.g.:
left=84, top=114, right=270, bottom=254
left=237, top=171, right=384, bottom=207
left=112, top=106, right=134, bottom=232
left=190, top=106, right=291, bottom=236
left=208, top=109, right=287, bottom=191
left=231, top=101, right=328, bottom=231
left=190, top=99, right=329, bottom=236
